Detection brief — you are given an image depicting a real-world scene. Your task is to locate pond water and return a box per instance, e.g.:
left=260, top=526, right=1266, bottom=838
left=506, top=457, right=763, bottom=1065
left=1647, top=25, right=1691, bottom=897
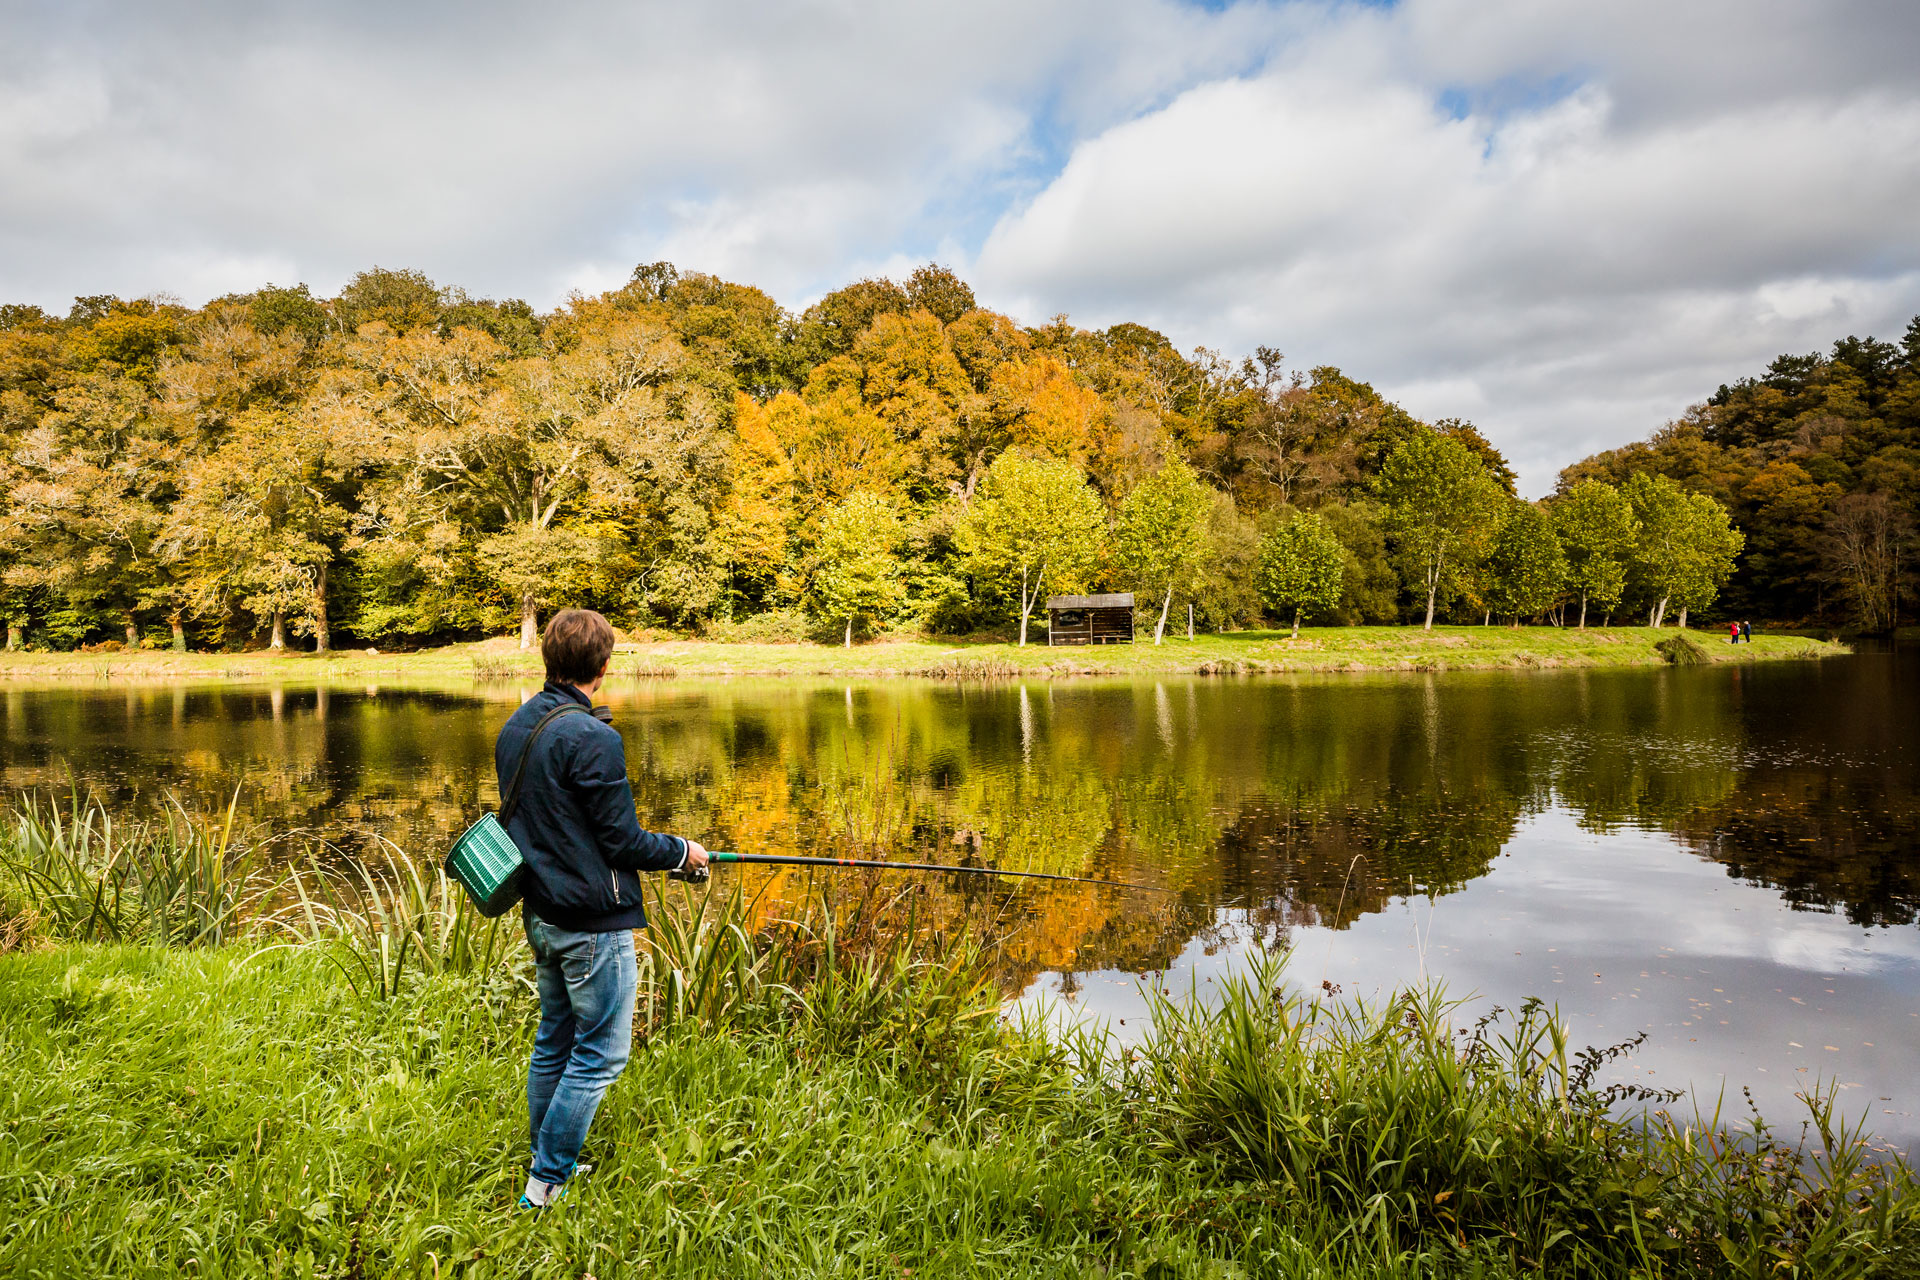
left=2, top=650, right=1915, bottom=1147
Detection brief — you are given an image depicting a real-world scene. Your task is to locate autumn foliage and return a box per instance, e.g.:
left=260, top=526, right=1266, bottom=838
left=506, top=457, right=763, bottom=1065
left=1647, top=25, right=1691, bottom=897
left=3, top=263, right=1902, bottom=651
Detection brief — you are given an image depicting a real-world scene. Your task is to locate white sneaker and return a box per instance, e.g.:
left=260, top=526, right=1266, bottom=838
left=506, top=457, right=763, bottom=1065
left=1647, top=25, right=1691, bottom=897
left=518, top=1176, right=562, bottom=1210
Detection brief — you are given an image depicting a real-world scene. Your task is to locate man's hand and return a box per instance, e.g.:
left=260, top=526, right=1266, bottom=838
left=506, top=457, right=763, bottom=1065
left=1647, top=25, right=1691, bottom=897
left=683, top=839, right=710, bottom=874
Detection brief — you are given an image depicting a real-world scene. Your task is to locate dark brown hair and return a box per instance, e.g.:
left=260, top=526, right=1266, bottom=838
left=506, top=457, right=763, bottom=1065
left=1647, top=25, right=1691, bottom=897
left=542, top=608, right=616, bottom=685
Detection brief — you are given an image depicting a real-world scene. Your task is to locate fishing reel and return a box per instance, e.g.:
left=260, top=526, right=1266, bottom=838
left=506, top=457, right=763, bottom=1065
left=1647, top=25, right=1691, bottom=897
left=668, top=861, right=710, bottom=885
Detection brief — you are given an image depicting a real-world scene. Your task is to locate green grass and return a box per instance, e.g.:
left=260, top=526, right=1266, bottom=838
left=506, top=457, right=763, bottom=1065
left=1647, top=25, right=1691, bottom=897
left=0, top=944, right=1426, bottom=1279
left=0, top=625, right=1844, bottom=684
left=6, top=941, right=1915, bottom=1278
left=3, top=799, right=1914, bottom=1277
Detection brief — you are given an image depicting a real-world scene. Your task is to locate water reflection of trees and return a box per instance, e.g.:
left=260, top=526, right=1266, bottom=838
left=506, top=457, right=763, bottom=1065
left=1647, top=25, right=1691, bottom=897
left=3, top=659, right=1914, bottom=987
left=1533, top=662, right=1920, bottom=928
left=0, top=684, right=495, bottom=856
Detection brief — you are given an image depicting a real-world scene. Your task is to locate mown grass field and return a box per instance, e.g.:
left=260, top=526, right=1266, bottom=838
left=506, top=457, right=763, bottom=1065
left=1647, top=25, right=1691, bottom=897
left=0, top=625, right=1844, bottom=684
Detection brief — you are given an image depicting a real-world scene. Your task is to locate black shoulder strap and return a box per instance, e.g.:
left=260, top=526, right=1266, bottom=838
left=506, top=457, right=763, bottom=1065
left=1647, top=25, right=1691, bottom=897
left=499, top=703, right=586, bottom=827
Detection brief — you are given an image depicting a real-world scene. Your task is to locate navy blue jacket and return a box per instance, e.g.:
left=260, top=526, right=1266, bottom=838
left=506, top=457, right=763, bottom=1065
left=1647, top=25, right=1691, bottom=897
left=495, top=681, right=687, bottom=932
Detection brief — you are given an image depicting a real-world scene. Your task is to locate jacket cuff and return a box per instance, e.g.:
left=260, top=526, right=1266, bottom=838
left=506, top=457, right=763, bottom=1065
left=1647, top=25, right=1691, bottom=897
left=673, top=835, right=688, bottom=870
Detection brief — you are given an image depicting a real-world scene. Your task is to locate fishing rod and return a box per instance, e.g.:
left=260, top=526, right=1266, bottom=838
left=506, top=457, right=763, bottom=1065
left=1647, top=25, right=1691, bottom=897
left=670, top=851, right=1172, bottom=894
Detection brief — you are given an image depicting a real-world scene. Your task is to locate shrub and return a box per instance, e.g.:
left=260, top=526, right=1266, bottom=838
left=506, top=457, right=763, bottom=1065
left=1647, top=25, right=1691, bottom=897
left=469, top=654, right=532, bottom=680
left=1655, top=633, right=1709, bottom=665
left=700, top=608, right=815, bottom=643
left=911, top=653, right=1018, bottom=680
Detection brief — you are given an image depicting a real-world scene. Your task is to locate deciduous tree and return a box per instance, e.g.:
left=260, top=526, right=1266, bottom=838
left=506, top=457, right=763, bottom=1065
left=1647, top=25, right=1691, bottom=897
left=1375, top=431, right=1505, bottom=630
left=1483, top=500, right=1566, bottom=624
left=1255, top=511, right=1345, bottom=638
left=811, top=492, right=904, bottom=646
left=1115, top=456, right=1211, bottom=644
left=959, top=453, right=1105, bottom=645
left=1551, top=479, right=1637, bottom=627
left=1624, top=473, right=1744, bottom=627
left=1820, top=492, right=1911, bottom=632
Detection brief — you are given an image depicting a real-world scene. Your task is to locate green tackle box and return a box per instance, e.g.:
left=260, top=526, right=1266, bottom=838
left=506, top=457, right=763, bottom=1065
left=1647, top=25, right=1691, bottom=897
left=446, top=812, right=524, bottom=917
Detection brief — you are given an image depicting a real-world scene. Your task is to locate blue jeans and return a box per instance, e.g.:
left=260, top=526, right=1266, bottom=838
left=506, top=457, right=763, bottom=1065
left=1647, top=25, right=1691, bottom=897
left=524, top=914, right=637, bottom=1187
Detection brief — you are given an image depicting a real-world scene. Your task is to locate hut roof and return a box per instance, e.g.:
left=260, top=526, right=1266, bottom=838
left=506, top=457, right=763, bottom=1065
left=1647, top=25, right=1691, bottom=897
left=1046, top=593, right=1134, bottom=610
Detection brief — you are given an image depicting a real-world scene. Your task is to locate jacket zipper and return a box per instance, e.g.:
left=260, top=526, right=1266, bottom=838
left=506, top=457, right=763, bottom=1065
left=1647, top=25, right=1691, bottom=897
left=610, top=870, right=621, bottom=904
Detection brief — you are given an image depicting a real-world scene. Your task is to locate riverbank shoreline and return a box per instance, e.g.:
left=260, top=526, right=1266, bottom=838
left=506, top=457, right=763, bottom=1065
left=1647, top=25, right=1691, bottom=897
left=7, top=939, right=1915, bottom=1278
left=0, top=625, right=1845, bottom=683
left=3, top=793, right=1914, bottom=1278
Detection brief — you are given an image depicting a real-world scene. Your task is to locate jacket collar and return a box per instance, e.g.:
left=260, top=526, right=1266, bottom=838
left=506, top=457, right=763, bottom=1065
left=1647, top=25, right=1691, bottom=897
left=544, top=679, right=594, bottom=709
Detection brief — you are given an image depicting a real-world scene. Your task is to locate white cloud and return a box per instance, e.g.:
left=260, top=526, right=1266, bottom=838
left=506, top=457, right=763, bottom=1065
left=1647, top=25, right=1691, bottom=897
left=973, top=1, right=1920, bottom=493
left=3, top=0, right=1918, bottom=489
left=0, top=0, right=1263, bottom=306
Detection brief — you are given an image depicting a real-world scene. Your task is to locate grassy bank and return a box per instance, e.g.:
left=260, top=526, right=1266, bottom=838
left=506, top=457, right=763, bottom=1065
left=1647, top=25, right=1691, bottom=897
left=0, top=625, right=1844, bottom=683
left=2, top=798, right=1916, bottom=1277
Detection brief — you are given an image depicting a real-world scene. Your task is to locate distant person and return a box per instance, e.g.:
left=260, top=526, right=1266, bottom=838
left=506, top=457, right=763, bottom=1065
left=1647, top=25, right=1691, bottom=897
left=1729, top=620, right=1740, bottom=645
left=1742, top=620, right=1753, bottom=644
left=495, top=607, right=709, bottom=1210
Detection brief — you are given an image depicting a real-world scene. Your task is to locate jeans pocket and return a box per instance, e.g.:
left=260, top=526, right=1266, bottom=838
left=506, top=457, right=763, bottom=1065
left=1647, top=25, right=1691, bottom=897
left=560, top=931, right=596, bottom=987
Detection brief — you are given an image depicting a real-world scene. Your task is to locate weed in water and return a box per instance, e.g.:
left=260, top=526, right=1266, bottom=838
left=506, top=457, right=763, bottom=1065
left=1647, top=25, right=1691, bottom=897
left=470, top=654, right=531, bottom=681
left=0, top=790, right=261, bottom=947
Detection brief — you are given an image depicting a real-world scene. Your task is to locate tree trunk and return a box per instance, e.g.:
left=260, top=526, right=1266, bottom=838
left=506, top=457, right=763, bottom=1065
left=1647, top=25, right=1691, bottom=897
left=1153, top=588, right=1172, bottom=645
left=1578, top=594, right=1588, bottom=629
left=1655, top=596, right=1669, bottom=628
left=5, top=623, right=21, bottom=651
left=1187, top=603, right=1193, bottom=641
left=169, top=614, right=186, bottom=652
left=519, top=594, right=537, bottom=650
left=1677, top=606, right=1688, bottom=630
left=1291, top=608, right=1301, bottom=640
left=312, top=563, right=330, bottom=652
left=844, top=616, right=852, bottom=648
left=1603, top=611, right=1613, bottom=627
left=269, top=610, right=287, bottom=650
left=124, top=614, right=138, bottom=648
left=1423, top=583, right=1437, bottom=631
left=1483, top=610, right=1490, bottom=627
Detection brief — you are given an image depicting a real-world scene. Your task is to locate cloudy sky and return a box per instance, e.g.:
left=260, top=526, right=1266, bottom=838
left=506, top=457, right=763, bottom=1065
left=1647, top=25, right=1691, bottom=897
left=5, top=0, right=1919, bottom=494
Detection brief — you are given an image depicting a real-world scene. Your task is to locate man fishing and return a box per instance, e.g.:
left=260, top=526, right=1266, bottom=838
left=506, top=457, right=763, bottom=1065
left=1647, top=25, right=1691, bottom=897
left=496, top=607, right=709, bottom=1210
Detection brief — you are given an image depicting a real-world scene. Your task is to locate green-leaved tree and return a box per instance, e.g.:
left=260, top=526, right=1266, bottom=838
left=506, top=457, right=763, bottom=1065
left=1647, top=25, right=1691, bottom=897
left=1375, top=430, right=1506, bottom=629
left=959, top=452, right=1105, bottom=645
left=1255, top=511, right=1345, bottom=638
left=1483, top=500, right=1566, bottom=624
left=1115, top=457, right=1211, bottom=644
left=811, top=492, right=904, bottom=646
left=1551, top=479, right=1637, bottom=627
left=1623, top=473, right=1745, bottom=627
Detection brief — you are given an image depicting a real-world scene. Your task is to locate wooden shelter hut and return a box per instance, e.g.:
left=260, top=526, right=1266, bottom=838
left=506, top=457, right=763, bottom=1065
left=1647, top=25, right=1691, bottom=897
left=1045, top=593, right=1135, bottom=645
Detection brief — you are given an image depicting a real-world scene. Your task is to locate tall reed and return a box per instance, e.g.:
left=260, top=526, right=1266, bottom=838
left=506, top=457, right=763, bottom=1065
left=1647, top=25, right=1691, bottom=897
left=1126, top=951, right=1919, bottom=1276
left=0, top=790, right=259, bottom=947
left=280, top=837, right=521, bottom=999
left=630, top=876, right=1001, bottom=1079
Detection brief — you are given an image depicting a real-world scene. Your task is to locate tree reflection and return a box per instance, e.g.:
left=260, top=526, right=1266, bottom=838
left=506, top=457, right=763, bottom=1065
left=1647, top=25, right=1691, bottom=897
left=1, top=655, right=1913, bottom=985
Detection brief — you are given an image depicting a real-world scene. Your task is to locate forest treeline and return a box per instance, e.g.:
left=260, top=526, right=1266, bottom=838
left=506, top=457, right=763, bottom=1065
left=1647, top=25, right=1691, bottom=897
left=0, top=262, right=1899, bottom=652
left=1563, top=324, right=1920, bottom=631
